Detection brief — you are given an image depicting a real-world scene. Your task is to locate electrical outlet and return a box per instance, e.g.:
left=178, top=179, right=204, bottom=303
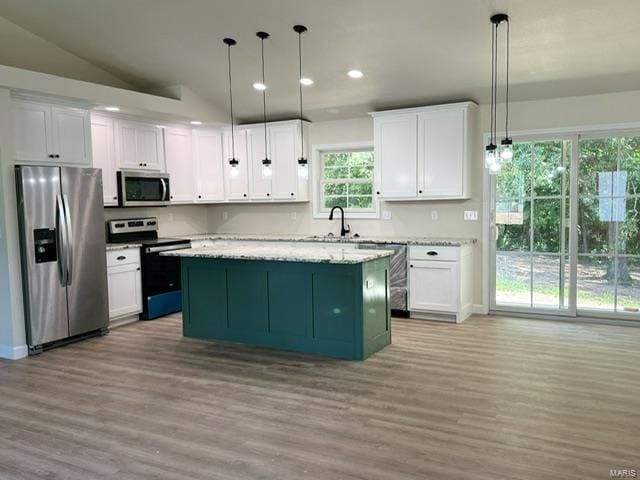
left=431, top=210, right=438, bottom=221
left=382, top=210, right=392, bottom=220
left=222, top=211, right=228, bottom=221
left=168, top=212, right=174, bottom=221
left=464, top=210, right=479, bottom=221
left=291, top=212, right=297, bottom=221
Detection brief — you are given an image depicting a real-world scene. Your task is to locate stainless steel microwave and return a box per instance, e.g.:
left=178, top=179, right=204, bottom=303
left=117, top=171, right=171, bottom=207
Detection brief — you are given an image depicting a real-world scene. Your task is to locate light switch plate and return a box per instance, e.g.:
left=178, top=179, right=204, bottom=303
left=464, top=210, right=478, bottom=221
left=382, top=210, right=392, bottom=220
left=222, top=211, right=229, bottom=220
left=431, top=210, right=438, bottom=221
left=291, top=212, right=297, bottom=220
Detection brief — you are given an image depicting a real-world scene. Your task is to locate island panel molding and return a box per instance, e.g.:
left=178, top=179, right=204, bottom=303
left=180, top=257, right=391, bottom=360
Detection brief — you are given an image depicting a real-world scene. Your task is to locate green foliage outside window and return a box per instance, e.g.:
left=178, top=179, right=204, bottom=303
left=321, top=150, right=375, bottom=210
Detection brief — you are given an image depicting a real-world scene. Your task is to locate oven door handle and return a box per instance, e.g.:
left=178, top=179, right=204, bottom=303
left=145, top=244, right=190, bottom=254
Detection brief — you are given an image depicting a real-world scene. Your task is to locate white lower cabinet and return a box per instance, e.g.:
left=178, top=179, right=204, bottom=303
left=106, top=248, right=142, bottom=325
left=408, top=245, right=473, bottom=323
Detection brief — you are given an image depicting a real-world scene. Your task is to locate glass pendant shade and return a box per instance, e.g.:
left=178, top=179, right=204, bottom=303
left=262, top=159, right=272, bottom=179
left=500, top=138, right=513, bottom=161
left=485, top=144, right=498, bottom=168
left=297, top=159, right=308, bottom=179
left=229, top=159, right=239, bottom=178
left=489, top=161, right=501, bottom=175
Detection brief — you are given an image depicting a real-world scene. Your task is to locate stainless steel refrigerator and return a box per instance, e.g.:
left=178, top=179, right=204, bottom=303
left=15, top=165, right=109, bottom=354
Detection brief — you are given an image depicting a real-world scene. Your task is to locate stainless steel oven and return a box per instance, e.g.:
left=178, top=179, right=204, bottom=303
left=117, top=171, right=170, bottom=207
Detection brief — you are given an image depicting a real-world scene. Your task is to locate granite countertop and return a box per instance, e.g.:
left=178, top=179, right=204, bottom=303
left=161, top=243, right=393, bottom=265
left=183, top=233, right=477, bottom=247
left=106, top=243, right=142, bottom=252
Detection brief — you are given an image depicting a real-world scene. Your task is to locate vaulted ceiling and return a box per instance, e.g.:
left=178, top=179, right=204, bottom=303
left=1, top=0, right=640, bottom=122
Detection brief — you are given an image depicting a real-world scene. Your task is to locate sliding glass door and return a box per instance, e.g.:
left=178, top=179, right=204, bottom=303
left=577, top=135, right=640, bottom=315
left=491, top=138, right=573, bottom=314
left=491, top=131, right=640, bottom=320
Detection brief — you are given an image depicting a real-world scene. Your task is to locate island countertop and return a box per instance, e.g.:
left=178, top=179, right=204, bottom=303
left=180, top=232, right=476, bottom=246
left=161, top=243, right=393, bottom=264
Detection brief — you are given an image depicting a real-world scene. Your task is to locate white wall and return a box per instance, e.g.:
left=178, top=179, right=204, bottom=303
left=0, top=16, right=132, bottom=89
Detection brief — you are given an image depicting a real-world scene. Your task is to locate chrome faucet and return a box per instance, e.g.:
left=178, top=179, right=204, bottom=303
left=329, top=206, right=350, bottom=237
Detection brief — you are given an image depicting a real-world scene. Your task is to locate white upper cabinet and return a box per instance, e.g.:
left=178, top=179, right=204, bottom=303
left=373, top=113, right=418, bottom=199
left=247, top=126, right=272, bottom=200
left=164, top=127, right=195, bottom=203
left=418, top=106, right=469, bottom=199
left=371, top=102, right=475, bottom=201
left=90, top=114, right=118, bottom=206
left=115, top=120, right=164, bottom=171
left=269, top=124, right=298, bottom=200
left=193, top=129, right=225, bottom=203
left=223, top=129, right=249, bottom=201
left=238, top=120, right=308, bottom=203
left=13, top=100, right=91, bottom=165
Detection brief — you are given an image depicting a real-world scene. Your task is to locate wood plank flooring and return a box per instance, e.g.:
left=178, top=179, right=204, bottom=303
left=1, top=314, right=639, bottom=480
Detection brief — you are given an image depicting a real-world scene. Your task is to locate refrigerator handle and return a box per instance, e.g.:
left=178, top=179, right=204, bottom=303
left=55, top=195, right=68, bottom=286
left=62, top=194, right=74, bottom=286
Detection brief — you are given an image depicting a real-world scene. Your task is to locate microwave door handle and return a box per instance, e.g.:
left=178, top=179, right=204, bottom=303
left=160, top=178, right=167, bottom=201
left=62, top=194, right=74, bottom=286
left=55, top=195, right=67, bottom=286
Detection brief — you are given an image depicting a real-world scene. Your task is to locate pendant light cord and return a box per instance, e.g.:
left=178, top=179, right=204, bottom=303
left=227, top=42, right=236, bottom=159
left=505, top=19, right=510, bottom=139
left=261, top=36, right=268, bottom=158
left=489, top=23, right=497, bottom=145
left=298, top=31, right=304, bottom=159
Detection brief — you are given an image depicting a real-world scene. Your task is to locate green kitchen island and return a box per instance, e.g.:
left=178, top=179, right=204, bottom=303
left=162, top=242, right=392, bottom=360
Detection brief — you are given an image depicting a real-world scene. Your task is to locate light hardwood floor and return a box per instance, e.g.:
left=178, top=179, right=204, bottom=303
left=1, top=314, right=639, bottom=480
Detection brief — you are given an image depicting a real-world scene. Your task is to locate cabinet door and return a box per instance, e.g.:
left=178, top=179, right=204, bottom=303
left=408, top=260, right=459, bottom=313
left=91, top=115, right=118, bottom=206
left=12, top=101, right=53, bottom=162
left=418, top=108, right=465, bottom=198
left=374, top=114, right=417, bottom=198
left=193, top=130, right=225, bottom=202
left=223, top=130, right=249, bottom=201
left=164, top=127, right=195, bottom=203
left=247, top=127, right=271, bottom=200
left=107, top=263, right=142, bottom=319
left=116, top=121, right=164, bottom=170
left=270, top=124, right=298, bottom=200
left=51, top=106, right=91, bottom=165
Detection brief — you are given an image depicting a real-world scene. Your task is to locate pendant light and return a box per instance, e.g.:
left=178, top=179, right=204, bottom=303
left=256, top=31, right=272, bottom=179
left=500, top=17, right=513, bottom=162
left=223, top=37, right=240, bottom=178
left=485, top=13, right=510, bottom=175
left=294, top=25, right=309, bottom=180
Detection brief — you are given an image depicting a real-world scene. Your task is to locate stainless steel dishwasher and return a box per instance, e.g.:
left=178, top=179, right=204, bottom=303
left=357, top=243, right=407, bottom=313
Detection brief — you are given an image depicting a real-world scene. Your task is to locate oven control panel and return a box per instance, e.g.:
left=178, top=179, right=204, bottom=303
left=108, top=217, right=158, bottom=235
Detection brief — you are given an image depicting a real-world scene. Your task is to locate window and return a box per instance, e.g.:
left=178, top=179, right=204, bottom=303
left=318, top=148, right=376, bottom=216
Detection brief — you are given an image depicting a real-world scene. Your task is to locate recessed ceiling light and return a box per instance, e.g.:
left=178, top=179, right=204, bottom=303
left=253, top=82, right=267, bottom=91
left=347, top=69, right=363, bottom=79
left=190, top=120, right=203, bottom=125
left=300, top=77, right=314, bottom=86
left=105, top=106, right=120, bottom=112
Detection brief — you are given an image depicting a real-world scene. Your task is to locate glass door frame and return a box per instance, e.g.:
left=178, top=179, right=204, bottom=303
left=489, top=132, right=579, bottom=317
left=488, top=127, right=640, bottom=322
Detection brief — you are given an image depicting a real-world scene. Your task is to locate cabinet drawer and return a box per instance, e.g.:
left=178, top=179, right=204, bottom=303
left=106, top=248, right=140, bottom=267
left=409, top=245, right=458, bottom=262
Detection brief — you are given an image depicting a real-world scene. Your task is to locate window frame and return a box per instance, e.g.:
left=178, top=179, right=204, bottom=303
left=312, top=142, right=379, bottom=219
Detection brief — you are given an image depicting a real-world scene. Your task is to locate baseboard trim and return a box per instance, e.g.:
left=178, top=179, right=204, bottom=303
left=0, top=344, right=28, bottom=360
left=472, top=304, right=488, bottom=315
